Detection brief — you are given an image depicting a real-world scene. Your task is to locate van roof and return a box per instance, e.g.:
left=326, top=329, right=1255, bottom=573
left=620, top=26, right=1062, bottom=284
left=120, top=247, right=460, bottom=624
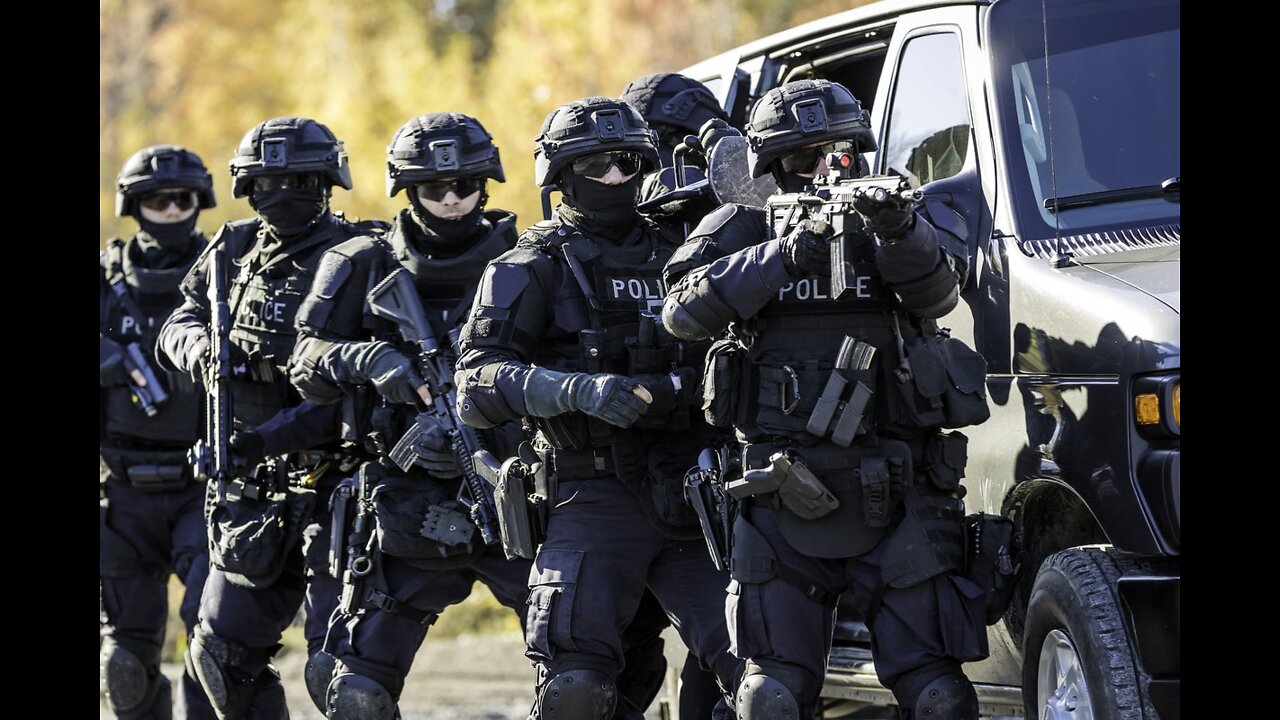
left=680, top=0, right=990, bottom=79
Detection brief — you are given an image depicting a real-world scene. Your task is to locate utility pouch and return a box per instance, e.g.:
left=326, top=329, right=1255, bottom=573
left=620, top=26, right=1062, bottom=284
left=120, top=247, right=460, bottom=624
left=371, top=477, right=475, bottom=560
left=937, top=336, right=991, bottom=429
left=702, top=338, right=743, bottom=428
left=125, top=464, right=190, bottom=492
left=923, top=431, right=969, bottom=491
left=208, top=485, right=314, bottom=589
left=962, top=512, right=1025, bottom=625
left=859, top=455, right=905, bottom=528
left=889, top=335, right=949, bottom=431
left=580, top=329, right=607, bottom=374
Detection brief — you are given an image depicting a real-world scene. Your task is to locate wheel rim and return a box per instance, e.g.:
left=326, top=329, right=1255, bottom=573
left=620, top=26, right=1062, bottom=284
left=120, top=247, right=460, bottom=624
left=1037, top=628, right=1093, bottom=720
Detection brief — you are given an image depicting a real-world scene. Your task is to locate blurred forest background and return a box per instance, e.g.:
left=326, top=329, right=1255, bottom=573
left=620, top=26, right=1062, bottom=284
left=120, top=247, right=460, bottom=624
left=100, top=0, right=876, bottom=245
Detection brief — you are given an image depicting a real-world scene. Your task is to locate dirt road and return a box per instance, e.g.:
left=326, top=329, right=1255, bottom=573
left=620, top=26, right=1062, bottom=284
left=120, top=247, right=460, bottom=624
left=102, top=628, right=690, bottom=720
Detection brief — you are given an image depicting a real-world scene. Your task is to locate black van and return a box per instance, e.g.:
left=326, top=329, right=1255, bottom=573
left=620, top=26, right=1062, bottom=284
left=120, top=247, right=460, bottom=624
left=679, top=0, right=1179, bottom=717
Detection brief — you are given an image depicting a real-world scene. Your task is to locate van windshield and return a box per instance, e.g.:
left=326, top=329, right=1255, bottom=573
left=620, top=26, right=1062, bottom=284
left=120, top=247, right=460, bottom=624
left=990, top=0, right=1179, bottom=239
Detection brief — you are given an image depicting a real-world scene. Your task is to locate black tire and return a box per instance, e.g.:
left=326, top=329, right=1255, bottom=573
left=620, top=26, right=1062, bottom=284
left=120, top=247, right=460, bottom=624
left=1021, top=546, right=1155, bottom=720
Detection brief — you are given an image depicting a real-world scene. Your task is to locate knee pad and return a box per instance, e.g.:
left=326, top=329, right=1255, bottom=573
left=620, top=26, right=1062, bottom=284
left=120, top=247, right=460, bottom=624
left=101, top=640, right=149, bottom=713
left=188, top=626, right=271, bottom=719
left=895, top=668, right=978, bottom=720
left=534, top=669, right=617, bottom=719
left=326, top=672, right=397, bottom=720
left=734, top=673, right=799, bottom=719
left=304, top=650, right=337, bottom=714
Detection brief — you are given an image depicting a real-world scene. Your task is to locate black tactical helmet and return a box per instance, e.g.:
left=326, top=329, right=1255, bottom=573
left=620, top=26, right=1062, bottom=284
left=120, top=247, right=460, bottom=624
left=115, top=145, right=217, bottom=217
left=619, top=73, right=728, bottom=136
left=745, top=79, right=877, bottom=178
left=228, top=116, right=353, bottom=198
left=385, top=112, right=505, bottom=198
left=534, top=97, right=659, bottom=187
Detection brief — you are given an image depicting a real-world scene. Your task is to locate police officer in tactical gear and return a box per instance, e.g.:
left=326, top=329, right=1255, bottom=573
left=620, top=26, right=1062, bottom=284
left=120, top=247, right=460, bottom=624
left=101, top=144, right=219, bottom=720
left=287, top=112, right=531, bottom=719
left=455, top=96, right=742, bottom=720
left=620, top=72, right=740, bottom=216
left=661, top=80, right=987, bottom=720
left=619, top=71, right=740, bottom=720
left=157, top=116, right=383, bottom=720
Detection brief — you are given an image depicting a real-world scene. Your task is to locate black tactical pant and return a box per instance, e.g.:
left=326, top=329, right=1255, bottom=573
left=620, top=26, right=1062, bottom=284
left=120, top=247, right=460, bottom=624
left=195, top=485, right=341, bottom=719
left=527, top=476, right=738, bottom=711
left=324, top=542, right=532, bottom=700
left=100, top=463, right=216, bottom=720
left=728, top=499, right=987, bottom=717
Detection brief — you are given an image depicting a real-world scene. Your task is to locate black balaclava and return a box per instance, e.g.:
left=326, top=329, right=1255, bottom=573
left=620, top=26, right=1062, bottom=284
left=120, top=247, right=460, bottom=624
left=251, top=186, right=329, bottom=239
left=557, top=170, right=643, bottom=240
left=407, top=190, right=488, bottom=255
left=773, top=167, right=818, bottom=194
left=134, top=212, right=200, bottom=268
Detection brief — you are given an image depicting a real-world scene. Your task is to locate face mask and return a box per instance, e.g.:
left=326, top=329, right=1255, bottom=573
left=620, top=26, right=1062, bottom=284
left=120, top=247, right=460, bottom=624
left=136, top=214, right=198, bottom=250
left=408, top=193, right=486, bottom=251
left=776, top=169, right=817, bottom=194
left=252, top=187, right=327, bottom=238
left=560, top=171, right=642, bottom=230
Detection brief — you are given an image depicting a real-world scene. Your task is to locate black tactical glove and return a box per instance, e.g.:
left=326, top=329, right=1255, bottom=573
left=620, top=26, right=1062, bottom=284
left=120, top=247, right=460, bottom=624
left=351, top=342, right=426, bottom=406
left=697, top=118, right=741, bottom=159
left=779, top=219, right=834, bottom=277
left=633, top=367, right=700, bottom=416
left=852, top=187, right=916, bottom=240
left=409, top=422, right=462, bottom=479
left=524, top=367, right=652, bottom=429
left=100, top=336, right=129, bottom=387
left=183, top=333, right=211, bottom=381
left=229, top=430, right=266, bottom=473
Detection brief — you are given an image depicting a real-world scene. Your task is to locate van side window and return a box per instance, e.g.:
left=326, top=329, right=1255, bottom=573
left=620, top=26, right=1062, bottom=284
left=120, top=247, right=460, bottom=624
left=883, top=32, right=971, bottom=187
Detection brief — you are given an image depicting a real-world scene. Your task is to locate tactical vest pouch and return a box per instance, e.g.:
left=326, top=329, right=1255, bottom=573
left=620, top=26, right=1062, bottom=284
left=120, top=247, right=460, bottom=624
left=702, top=339, right=743, bottom=428
left=962, top=512, right=1025, bottom=625
left=370, top=476, right=476, bottom=560
left=208, top=486, right=315, bottom=589
left=937, top=337, right=991, bottom=429
left=755, top=360, right=832, bottom=435
left=888, top=334, right=990, bottom=432
left=922, top=431, right=968, bottom=491
left=887, top=336, right=949, bottom=431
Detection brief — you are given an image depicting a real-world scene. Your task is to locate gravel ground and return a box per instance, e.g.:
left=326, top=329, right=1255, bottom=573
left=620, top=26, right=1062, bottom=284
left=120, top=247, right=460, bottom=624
left=102, top=628, right=690, bottom=720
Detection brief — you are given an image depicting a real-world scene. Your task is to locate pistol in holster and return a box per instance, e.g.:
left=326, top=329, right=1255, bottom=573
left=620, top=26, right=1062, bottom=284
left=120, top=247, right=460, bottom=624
left=684, top=446, right=734, bottom=571
left=726, top=450, right=840, bottom=520
left=474, top=442, right=550, bottom=560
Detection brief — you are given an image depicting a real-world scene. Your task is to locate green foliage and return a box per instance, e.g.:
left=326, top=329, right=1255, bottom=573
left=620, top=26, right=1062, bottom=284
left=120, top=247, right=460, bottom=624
left=102, top=0, right=880, bottom=249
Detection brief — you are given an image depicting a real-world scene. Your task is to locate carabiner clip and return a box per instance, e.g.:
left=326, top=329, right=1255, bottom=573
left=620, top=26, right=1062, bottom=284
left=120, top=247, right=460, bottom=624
left=780, top=365, right=801, bottom=415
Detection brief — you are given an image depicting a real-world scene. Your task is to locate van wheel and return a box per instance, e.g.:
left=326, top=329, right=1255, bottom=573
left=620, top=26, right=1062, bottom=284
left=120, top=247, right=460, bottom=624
left=1021, top=547, right=1153, bottom=719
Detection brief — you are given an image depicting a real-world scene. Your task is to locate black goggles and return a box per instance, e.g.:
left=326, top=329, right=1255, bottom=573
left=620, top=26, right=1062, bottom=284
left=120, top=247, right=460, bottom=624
left=570, top=151, right=644, bottom=179
left=414, top=177, right=486, bottom=202
left=779, top=141, right=856, bottom=174
left=251, top=173, right=323, bottom=194
left=139, top=190, right=198, bottom=211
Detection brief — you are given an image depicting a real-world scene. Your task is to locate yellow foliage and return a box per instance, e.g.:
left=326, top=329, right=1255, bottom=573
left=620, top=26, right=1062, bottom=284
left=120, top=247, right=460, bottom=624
left=102, top=0, right=881, bottom=247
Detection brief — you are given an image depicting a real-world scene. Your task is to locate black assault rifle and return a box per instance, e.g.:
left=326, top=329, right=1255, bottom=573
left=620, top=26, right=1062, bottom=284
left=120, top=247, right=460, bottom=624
left=107, top=274, right=171, bottom=417
left=366, top=268, right=500, bottom=547
left=766, top=158, right=923, bottom=301
left=189, top=246, right=233, bottom=502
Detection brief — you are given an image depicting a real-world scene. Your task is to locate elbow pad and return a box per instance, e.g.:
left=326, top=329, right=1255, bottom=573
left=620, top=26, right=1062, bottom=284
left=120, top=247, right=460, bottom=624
left=661, top=268, right=736, bottom=341
left=456, top=365, right=514, bottom=429
left=892, top=254, right=960, bottom=319
left=288, top=336, right=345, bottom=405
